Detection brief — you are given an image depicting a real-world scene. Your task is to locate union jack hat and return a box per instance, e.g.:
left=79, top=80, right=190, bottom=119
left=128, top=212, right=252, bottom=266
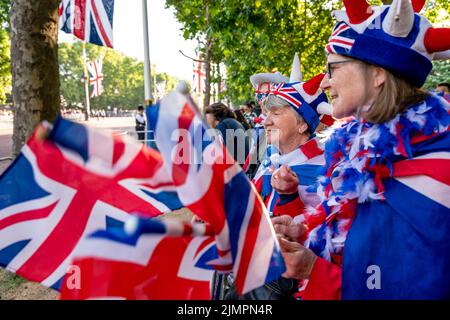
left=251, top=53, right=303, bottom=104
left=266, top=73, right=331, bottom=132
left=326, top=0, right=450, bottom=87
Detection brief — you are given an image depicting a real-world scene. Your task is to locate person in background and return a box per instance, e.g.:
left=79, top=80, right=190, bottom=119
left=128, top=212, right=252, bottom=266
left=204, top=102, right=250, bottom=165
left=135, top=105, right=146, bottom=143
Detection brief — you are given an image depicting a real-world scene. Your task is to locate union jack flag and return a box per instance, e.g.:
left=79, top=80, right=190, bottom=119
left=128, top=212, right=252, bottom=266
left=59, top=0, right=115, bottom=48
left=193, top=53, right=206, bottom=96
left=326, top=22, right=355, bottom=54
left=147, top=91, right=286, bottom=294
left=0, top=118, right=182, bottom=289
left=269, top=82, right=303, bottom=109
left=88, top=59, right=104, bottom=97
left=60, top=91, right=286, bottom=299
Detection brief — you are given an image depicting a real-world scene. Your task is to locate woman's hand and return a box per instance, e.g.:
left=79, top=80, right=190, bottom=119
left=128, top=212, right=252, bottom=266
left=278, top=237, right=317, bottom=280
left=271, top=165, right=299, bottom=194
left=272, top=215, right=307, bottom=242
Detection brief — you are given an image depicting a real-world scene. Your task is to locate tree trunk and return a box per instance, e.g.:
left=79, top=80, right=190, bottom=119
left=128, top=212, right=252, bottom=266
left=203, top=2, right=212, bottom=108
left=11, top=0, right=60, bottom=156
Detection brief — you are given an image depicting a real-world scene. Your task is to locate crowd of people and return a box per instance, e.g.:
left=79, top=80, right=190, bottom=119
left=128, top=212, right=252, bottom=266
left=202, top=0, right=449, bottom=300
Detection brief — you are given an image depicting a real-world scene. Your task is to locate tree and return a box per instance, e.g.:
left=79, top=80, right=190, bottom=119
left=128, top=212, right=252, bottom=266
left=0, top=0, right=11, bottom=104
left=10, top=0, right=60, bottom=155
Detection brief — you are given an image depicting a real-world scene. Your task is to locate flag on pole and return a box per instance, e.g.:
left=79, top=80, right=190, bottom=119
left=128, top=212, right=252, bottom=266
left=60, top=217, right=218, bottom=300
left=87, top=59, right=104, bottom=97
left=149, top=91, right=286, bottom=294
left=59, top=0, right=115, bottom=48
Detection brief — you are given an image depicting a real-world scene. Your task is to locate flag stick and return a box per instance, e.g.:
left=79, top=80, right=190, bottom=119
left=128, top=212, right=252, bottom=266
left=82, top=41, right=91, bottom=121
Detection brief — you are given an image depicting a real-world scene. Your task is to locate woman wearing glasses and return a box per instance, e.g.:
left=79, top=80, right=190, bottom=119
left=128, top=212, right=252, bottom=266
left=274, top=0, right=450, bottom=299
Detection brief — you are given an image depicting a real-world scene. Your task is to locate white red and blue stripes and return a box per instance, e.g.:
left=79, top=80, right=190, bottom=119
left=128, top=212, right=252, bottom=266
left=88, top=59, right=104, bottom=97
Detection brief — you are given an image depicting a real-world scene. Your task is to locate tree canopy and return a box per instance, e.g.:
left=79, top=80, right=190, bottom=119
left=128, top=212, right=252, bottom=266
left=0, top=0, right=11, bottom=104
left=166, top=0, right=449, bottom=106
left=59, top=42, right=179, bottom=110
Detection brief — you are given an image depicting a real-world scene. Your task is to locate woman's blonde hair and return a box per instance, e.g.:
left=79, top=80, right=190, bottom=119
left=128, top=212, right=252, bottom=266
left=359, top=64, right=428, bottom=123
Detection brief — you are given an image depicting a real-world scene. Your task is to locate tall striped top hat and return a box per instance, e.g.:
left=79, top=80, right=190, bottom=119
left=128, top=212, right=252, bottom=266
left=267, top=73, right=331, bottom=132
left=326, top=0, right=450, bottom=87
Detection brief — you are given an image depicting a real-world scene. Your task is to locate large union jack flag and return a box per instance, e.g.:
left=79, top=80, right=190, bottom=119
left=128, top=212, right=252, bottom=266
left=59, top=0, right=115, bottom=48
left=192, top=53, right=206, bottom=96
left=60, top=217, right=219, bottom=299
left=0, top=117, right=183, bottom=289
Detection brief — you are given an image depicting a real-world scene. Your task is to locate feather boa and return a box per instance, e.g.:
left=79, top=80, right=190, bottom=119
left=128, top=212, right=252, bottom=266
left=303, top=94, right=449, bottom=262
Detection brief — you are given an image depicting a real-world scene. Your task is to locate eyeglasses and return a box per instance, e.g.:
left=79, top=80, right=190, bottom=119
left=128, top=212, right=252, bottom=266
left=326, top=60, right=355, bottom=79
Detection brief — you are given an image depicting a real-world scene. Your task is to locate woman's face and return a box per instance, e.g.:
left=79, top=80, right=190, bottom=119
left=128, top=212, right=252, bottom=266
left=320, top=54, right=378, bottom=119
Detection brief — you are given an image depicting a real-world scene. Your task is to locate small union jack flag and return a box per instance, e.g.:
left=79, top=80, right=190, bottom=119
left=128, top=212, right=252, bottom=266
left=326, top=22, right=355, bottom=54
left=59, top=0, right=115, bottom=48
left=87, top=59, right=104, bottom=97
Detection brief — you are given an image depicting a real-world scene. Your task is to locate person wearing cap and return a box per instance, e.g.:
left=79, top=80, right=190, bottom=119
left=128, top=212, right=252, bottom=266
left=135, top=105, right=146, bottom=143
left=274, top=0, right=450, bottom=299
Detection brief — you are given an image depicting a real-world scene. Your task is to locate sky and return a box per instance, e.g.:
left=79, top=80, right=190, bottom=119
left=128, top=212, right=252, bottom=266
left=59, top=0, right=198, bottom=81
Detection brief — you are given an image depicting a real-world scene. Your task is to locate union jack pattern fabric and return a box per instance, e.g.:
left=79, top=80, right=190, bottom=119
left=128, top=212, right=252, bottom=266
left=60, top=218, right=218, bottom=299
left=266, top=74, right=330, bottom=133
left=59, top=0, right=115, bottom=48
left=87, top=59, right=104, bottom=97
left=325, top=22, right=355, bottom=54
left=148, top=91, right=286, bottom=294
left=192, top=53, right=206, bottom=96
left=0, top=117, right=183, bottom=289
left=252, top=138, right=325, bottom=215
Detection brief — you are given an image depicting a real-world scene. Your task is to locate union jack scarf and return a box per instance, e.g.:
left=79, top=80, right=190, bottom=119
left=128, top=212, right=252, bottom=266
left=252, top=137, right=325, bottom=215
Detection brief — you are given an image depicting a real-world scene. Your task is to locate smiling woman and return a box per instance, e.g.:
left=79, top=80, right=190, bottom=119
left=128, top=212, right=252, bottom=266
left=275, top=0, right=450, bottom=300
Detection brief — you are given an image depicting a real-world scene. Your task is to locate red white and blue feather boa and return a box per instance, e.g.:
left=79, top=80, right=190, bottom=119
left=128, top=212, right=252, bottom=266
left=303, top=94, right=449, bottom=263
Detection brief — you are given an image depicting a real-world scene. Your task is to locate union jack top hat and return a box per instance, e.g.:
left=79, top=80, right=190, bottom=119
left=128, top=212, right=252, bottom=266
left=267, top=73, right=331, bottom=132
left=326, top=0, right=450, bottom=87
